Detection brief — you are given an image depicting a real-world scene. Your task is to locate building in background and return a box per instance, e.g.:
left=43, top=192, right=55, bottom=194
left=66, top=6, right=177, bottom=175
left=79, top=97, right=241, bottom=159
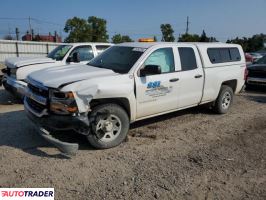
left=22, top=31, right=62, bottom=42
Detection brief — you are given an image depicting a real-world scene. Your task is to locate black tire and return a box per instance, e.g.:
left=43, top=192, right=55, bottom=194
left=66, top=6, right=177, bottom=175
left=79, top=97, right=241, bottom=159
left=87, top=103, right=129, bottom=149
left=213, top=85, right=234, bottom=114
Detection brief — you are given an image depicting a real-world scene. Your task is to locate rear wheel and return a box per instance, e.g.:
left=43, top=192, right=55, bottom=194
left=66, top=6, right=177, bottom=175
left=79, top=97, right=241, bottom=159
left=213, top=85, right=234, bottom=114
left=87, top=104, right=129, bottom=149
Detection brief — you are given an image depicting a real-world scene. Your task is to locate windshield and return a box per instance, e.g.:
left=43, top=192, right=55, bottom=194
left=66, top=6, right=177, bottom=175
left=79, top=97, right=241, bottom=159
left=47, top=45, right=72, bottom=61
left=88, top=46, right=145, bottom=74
left=256, top=55, right=266, bottom=64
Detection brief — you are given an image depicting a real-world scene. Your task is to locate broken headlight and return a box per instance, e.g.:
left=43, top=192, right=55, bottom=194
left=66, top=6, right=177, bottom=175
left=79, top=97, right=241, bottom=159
left=49, top=90, right=78, bottom=115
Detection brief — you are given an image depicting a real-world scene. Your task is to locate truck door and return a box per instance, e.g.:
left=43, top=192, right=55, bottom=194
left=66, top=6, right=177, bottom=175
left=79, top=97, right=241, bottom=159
left=176, top=46, right=204, bottom=108
left=135, top=47, right=180, bottom=118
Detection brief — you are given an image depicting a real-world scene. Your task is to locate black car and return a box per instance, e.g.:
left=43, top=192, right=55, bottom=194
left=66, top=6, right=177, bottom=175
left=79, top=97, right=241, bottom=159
left=246, top=56, right=266, bottom=87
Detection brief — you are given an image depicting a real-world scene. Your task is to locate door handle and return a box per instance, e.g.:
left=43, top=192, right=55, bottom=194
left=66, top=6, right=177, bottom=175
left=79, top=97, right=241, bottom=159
left=194, top=74, right=203, bottom=78
left=169, top=78, right=179, bottom=82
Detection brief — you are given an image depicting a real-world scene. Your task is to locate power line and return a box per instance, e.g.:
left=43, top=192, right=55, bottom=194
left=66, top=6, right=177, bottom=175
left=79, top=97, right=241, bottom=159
left=0, top=17, right=28, bottom=20
left=31, top=18, right=63, bottom=27
left=0, top=17, right=63, bottom=27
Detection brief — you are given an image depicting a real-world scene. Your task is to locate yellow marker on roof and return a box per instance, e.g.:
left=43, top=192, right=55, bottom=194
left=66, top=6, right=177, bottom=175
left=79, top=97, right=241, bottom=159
left=138, top=38, right=155, bottom=42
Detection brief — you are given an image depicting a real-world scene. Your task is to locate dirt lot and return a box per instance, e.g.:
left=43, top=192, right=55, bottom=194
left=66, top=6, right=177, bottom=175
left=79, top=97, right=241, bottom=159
left=0, top=86, right=265, bottom=200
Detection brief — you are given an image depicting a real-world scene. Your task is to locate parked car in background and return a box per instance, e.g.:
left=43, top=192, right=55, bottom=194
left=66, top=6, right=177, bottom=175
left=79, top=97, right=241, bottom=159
left=248, top=52, right=263, bottom=62
left=245, top=53, right=254, bottom=64
left=23, top=42, right=246, bottom=154
left=1, top=43, right=113, bottom=98
left=246, top=55, right=266, bottom=87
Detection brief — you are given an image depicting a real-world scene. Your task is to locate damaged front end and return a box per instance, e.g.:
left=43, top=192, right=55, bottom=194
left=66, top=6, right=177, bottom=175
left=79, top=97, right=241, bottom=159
left=24, top=79, right=96, bottom=155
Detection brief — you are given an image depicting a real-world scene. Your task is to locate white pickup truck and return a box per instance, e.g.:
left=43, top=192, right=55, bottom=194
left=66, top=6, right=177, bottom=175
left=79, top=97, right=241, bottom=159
left=24, top=42, right=246, bottom=154
left=1, top=42, right=112, bottom=98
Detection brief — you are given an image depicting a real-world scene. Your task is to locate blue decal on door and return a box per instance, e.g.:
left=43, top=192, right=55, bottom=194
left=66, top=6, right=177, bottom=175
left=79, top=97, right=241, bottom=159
left=147, top=81, right=161, bottom=89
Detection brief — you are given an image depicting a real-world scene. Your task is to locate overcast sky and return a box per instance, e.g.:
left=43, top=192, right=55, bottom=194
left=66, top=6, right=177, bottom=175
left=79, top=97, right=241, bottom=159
left=0, top=0, right=265, bottom=41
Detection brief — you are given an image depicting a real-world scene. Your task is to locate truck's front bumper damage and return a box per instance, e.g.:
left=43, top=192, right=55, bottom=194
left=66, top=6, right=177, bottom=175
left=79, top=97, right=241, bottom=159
left=24, top=98, right=90, bottom=155
left=2, top=75, right=27, bottom=98
left=39, top=128, right=79, bottom=155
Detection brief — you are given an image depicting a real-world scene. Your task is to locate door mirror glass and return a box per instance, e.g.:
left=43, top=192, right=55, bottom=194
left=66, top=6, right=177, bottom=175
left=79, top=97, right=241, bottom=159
left=140, top=65, right=161, bottom=77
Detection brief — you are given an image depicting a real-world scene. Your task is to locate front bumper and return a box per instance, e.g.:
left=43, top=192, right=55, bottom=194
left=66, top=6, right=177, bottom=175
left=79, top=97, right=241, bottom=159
left=247, top=77, right=266, bottom=86
left=38, top=128, right=79, bottom=155
left=24, top=98, right=90, bottom=155
left=24, top=97, right=90, bottom=130
left=2, top=75, right=27, bottom=98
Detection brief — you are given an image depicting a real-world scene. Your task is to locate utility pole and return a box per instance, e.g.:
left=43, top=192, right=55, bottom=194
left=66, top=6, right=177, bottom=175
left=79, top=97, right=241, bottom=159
left=185, top=16, right=189, bottom=35
left=28, top=16, right=32, bottom=40
left=15, top=27, right=19, bottom=40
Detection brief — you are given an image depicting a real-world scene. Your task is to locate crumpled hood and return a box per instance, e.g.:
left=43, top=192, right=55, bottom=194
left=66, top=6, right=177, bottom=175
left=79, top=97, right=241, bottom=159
left=5, top=56, right=55, bottom=69
left=28, top=64, right=117, bottom=88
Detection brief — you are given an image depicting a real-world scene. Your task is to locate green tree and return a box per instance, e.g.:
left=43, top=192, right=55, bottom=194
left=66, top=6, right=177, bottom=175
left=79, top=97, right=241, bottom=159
left=153, top=36, right=158, bottom=42
left=112, top=34, right=133, bottom=44
left=209, top=37, right=218, bottom=42
left=64, top=17, right=91, bottom=42
left=179, top=31, right=217, bottom=42
left=160, top=24, right=175, bottom=42
left=200, top=30, right=208, bottom=42
left=199, top=30, right=218, bottom=42
left=178, top=33, right=200, bottom=42
left=88, top=16, right=109, bottom=42
left=227, top=34, right=266, bottom=52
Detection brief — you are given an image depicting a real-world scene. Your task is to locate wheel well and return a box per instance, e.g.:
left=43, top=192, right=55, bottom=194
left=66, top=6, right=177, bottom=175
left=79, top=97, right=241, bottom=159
left=221, top=80, right=237, bottom=93
left=90, top=98, right=131, bottom=119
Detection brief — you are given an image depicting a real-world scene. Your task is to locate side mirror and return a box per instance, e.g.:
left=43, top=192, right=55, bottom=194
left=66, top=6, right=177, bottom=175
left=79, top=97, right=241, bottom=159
left=67, top=52, right=80, bottom=63
left=72, top=52, right=80, bottom=63
left=139, top=65, right=161, bottom=77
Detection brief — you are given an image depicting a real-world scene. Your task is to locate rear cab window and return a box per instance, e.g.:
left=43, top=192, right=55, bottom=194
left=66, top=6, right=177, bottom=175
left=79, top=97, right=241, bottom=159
left=207, top=48, right=241, bottom=63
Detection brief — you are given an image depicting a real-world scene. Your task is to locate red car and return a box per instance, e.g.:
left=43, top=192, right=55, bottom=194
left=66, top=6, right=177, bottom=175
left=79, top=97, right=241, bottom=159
left=245, top=53, right=254, bottom=64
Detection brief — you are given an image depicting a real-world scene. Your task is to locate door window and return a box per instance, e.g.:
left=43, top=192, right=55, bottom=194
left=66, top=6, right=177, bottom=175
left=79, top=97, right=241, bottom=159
left=144, top=48, right=175, bottom=73
left=70, top=46, right=94, bottom=61
left=178, top=47, right=197, bottom=71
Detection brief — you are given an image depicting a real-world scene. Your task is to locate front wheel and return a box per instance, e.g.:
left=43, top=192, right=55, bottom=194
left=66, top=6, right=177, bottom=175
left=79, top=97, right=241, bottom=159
left=87, top=104, right=129, bottom=149
left=213, top=85, right=234, bottom=114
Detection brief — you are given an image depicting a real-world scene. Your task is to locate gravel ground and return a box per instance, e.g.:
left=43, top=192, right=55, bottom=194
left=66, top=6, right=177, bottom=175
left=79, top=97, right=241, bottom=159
left=0, top=86, right=265, bottom=200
